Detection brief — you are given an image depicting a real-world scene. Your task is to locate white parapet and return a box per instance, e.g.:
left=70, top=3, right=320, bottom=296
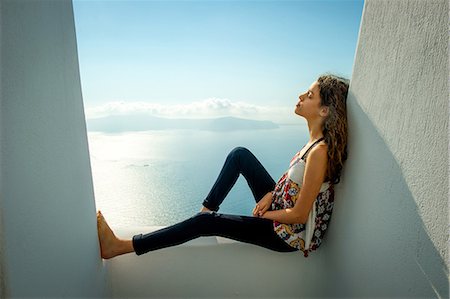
left=106, top=226, right=328, bottom=298
left=0, top=0, right=108, bottom=297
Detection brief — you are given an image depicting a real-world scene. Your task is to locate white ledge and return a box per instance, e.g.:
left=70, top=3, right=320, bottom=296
left=105, top=226, right=316, bottom=298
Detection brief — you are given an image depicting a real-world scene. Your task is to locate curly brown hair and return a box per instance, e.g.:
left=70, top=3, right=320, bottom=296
left=317, top=74, right=349, bottom=184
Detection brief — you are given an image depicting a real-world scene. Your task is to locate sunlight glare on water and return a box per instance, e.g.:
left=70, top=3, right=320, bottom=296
left=88, top=126, right=309, bottom=227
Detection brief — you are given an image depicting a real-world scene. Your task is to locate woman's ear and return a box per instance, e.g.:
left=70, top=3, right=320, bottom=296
left=319, top=106, right=329, bottom=117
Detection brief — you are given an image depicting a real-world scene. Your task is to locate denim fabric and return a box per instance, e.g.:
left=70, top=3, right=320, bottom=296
left=133, top=211, right=297, bottom=255
left=202, top=147, right=276, bottom=211
left=132, top=147, right=298, bottom=255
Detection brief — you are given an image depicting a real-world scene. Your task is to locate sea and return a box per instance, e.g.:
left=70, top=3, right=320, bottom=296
left=88, top=124, right=309, bottom=227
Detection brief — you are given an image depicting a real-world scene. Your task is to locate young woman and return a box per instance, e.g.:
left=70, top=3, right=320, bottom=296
left=97, top=74, right=349, bottom=258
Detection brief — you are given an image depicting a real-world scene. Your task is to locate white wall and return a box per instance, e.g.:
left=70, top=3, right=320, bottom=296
left=0, top=0, right=108, bottom=297
left=323, top=0, right=448, bottom=297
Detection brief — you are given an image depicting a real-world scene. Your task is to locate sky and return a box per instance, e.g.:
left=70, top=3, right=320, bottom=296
left=73, top=0, right=364, bottom=124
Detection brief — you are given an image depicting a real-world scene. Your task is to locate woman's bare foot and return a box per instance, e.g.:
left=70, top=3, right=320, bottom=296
left=97, top=211, right=134, bottom=259
left=200, top=206, right=212, bottom=212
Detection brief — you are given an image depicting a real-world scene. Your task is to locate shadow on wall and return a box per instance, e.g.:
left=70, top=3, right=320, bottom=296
left=322, top=90, right=448, bottom=298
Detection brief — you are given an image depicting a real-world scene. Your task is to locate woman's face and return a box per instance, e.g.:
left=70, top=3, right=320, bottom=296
left=295, top=80, right=322, bottom=118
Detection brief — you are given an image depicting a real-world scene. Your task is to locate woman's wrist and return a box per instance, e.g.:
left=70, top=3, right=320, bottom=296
left=261, top=192, right=273, bottom=204
left=261, top=210, right=273, bottom=219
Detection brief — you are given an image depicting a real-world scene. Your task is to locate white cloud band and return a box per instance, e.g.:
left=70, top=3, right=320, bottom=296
left=85, top=98, right=298, bottom=124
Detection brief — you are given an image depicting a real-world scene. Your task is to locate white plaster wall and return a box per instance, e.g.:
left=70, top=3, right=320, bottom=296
left=322, top=0, right=448, bottom=297
left=351, top=0, right=448, bottom=260
left=0, top=0, right=108, bottom=297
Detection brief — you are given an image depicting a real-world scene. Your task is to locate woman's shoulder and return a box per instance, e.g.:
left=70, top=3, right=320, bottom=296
left=307, top=141, right=328, bottom=162
left=311, top=141, right=328, bottom=154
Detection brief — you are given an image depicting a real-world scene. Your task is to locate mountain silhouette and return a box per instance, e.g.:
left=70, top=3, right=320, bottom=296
left=86, top=115, right=279, bottom=132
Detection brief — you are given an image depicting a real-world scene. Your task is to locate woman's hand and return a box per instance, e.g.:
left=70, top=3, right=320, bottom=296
left=253, top=191, right=274, bottom=217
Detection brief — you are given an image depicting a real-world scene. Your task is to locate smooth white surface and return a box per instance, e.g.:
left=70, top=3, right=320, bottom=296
left=0, top=0, right=108, bottom=297
left=109, top=226, right=327, bottom=298
left=350, top=0, right=448, bottom=260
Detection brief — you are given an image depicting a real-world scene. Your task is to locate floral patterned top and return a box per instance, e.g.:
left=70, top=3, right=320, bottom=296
left=271, top=138, right=335, bottom=257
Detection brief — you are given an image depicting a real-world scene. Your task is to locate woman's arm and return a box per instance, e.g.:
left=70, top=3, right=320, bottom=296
left=261, top=143, right=328, bottom=224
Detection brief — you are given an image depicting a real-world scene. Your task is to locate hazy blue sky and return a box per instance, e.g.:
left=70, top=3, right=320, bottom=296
left=73, top=0, right=364, bottom=124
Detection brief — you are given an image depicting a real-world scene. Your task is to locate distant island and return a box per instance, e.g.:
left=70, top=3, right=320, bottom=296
left=86, top=115, right=279, bottom=132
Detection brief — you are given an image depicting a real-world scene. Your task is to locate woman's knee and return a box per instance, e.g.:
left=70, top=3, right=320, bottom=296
left=229, top=146, right=251, bottom=161
left=193, top=211, right=217, bottom=223
left=191, top=211, right=218, bottom=234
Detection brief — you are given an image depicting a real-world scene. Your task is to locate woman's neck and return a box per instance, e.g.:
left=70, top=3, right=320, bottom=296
left=307, top=119, right=324, bottom=143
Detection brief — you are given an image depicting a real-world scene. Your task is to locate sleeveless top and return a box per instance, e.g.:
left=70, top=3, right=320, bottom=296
left=271, top=138, right=335, bottom=257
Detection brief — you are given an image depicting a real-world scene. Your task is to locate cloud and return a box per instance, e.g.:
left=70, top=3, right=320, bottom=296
left=85, top=98, right=297, bottom=124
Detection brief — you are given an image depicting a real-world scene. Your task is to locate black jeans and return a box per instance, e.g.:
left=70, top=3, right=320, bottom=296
left=132, top=147, right=297, bottom=255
